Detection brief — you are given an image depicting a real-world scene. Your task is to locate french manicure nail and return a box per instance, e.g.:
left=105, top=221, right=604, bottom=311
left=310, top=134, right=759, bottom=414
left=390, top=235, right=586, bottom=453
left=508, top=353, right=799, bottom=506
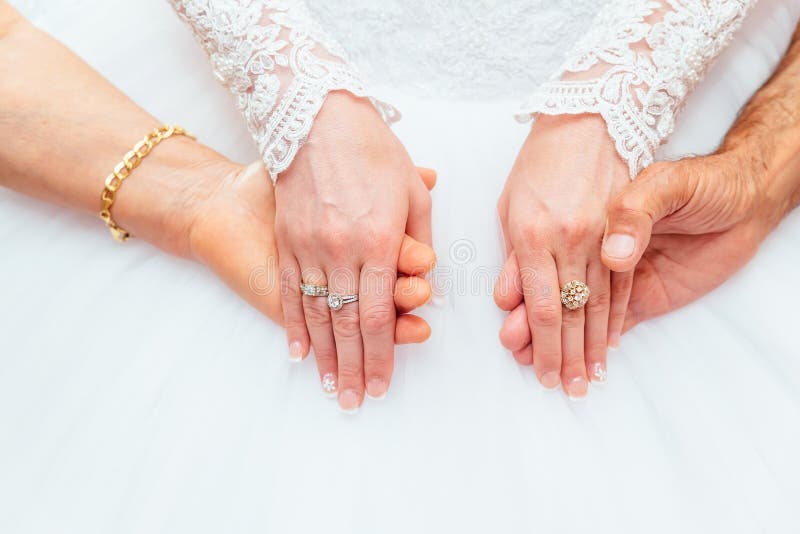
left=338, top=389, right=361, bottom=414
left=603, top=234, right=635, bottom=259
left=540, top=371, right=561, bottom=390
left=590, top=363, right=607, bottom=384
left=366, top=378, right=388, bottom=400
left=608, top=332, right=620, bottom=349
left=321, top=373, right=338, bottom=398
left=288, top=340, right=304, bottom=362
left=566, top=377, right=589, bottom=400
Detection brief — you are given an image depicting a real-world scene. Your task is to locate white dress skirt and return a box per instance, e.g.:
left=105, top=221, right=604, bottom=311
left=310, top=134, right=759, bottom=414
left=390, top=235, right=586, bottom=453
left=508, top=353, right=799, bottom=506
left=1, top=1, right=800, bottom=533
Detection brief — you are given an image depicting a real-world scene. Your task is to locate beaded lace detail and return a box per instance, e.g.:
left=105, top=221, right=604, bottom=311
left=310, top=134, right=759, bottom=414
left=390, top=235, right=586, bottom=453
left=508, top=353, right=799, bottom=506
left=516, top=0, right=757, bottom=177
left=169, top=0, right=398, bottom=182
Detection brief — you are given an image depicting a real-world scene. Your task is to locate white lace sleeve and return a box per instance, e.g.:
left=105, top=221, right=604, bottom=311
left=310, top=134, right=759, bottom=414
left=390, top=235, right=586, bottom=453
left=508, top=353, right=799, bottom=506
left=168, top=0, right=399, bottom=182
left=515, top=0, right=757, bottom=178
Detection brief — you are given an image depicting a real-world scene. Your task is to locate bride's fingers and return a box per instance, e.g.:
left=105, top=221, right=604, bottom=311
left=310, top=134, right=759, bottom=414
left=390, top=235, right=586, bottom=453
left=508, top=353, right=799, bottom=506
left=300, top=269, right=340, bottom=400
left=518, top=248, right=562, bottom=390
left=499, top=303, right=531, bottom=351
left=398, top=235, right=436, bottom=276
left=556, top=259, right=589, bottom=399
left=415, top=167, right=437, bottom=191
left=279, top=252, right=311, bottom=362
left=494, top=251, right=523, bottom=311
left=395, top=315, right=431, bottom=344
left=394, top=276, right=432, bottom=314
left=607, top=269, right=634, bottom=348
left=584, top=261, right=611, bottom=385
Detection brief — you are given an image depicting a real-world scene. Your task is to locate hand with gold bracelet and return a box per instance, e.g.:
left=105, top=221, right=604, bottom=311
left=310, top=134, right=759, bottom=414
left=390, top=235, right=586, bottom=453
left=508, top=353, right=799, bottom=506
left=0, top=4, right=435, bottom=397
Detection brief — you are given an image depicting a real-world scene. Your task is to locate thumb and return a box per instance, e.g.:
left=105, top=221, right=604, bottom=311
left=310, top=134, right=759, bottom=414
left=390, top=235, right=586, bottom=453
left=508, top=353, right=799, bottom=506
left=602, top=161, right=695, bottom=272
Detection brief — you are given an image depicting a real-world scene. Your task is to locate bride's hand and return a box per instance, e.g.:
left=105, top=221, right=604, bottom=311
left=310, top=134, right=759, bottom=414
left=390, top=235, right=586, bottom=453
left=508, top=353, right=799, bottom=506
left=494, top=115, right=632, bottom=398
left=186, top=159, right=436, bottom=400
left=272, top=91, right=433, bottom=410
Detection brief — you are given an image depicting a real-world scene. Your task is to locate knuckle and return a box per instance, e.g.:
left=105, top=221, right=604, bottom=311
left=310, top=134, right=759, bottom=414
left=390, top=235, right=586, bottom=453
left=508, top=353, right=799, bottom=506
left=561, top=309, right=584, bottom=328
left=283, top=317, right=307, bottom=331
left=517, top=221, right=542, bottom=247
left=585, top=289, right=611, bottom=313
left=337, top=360, right=363, bottom=382
left=611, top=195, right=647, bottom=221
left=531, top=302, right=560, bottom=327
left=608, top=308, right=627, bottom=323
left=282, top=282, right=302, bottom=299
left=612, top=275, right=633, bottom=298
left=533, top=350, right=561, bottom=368
left=365, top=351, right=392, bottom=372
left=303, top=301, right=330, bottom=326
left=556, top=219, right=593, bottom=246
left=585, top=342, right=608, bottom=360
left=320, top=228, right=346, bottom=251
left=361, top=302, right=394, bottom=335
left=313, top=347, right=337, bottom=365
left=334, top=308, right=362, bottom=339
left=365, top=225, right=395, bottom=252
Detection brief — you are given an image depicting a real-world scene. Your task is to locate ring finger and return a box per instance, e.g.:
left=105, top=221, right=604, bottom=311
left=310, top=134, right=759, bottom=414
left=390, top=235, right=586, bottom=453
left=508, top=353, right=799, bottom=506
left=300, top=267, right=339, bottom=399
left=327, top=264, right=365, bottom=413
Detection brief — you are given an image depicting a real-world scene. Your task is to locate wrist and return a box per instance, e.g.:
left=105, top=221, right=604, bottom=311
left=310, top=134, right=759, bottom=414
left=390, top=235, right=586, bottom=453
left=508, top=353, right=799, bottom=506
left=112, top=137, right=236, bottom=258
left=305, top=90, right=390, bottom=153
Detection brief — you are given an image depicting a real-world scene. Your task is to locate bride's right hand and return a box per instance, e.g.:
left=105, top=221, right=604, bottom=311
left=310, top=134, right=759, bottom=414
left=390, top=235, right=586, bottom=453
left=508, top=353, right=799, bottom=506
left=272, top=91, right=433, bottom=410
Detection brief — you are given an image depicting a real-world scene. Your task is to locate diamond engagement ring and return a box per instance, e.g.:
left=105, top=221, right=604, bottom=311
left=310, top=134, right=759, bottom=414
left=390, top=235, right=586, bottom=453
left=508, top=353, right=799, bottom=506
left=300, top=283, right=328, bottom=297
left=327, top=292, right=358, bottom=311
left=561, top=280, right=590, bottom=310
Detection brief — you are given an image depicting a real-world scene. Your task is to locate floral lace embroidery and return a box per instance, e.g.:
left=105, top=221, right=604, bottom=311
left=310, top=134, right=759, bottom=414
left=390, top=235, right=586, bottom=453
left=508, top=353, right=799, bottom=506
left=169, top=0, right=398, bottom=182
left=516, top=0, right=757, bottom=177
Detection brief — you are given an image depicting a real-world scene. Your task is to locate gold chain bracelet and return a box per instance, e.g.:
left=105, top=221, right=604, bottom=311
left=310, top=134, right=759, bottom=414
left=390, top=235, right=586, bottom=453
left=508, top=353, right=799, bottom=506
left=99, top=125, right=194, bottom=242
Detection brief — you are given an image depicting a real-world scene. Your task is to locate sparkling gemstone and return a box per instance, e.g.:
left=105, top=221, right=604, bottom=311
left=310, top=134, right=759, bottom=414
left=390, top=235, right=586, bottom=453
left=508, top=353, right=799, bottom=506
left=328, top=294, right=343, bottom=310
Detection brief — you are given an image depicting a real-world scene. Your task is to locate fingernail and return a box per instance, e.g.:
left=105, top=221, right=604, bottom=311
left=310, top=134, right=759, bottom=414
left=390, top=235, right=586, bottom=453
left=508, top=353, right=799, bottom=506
left=590, top=363, right=607, bottom=384
left=540, top=371, right=561, bottom=390
left=321, top=372, right=338, bottom=398
left=566, top=377, right=589, bottom=400
left=366, top=378, right=388, bottom=400
left=338, top=389, right=361, bottom=414
left=608, top=332, right=620, bottom=349
left=603, top=234, right=635, bottom=259
left=288, top=340, right=304, bottom=362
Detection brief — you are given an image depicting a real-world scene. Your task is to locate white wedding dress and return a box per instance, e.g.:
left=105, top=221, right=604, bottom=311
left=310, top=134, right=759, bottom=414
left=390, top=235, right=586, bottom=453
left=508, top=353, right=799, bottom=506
left=2, top=1, right=800, bottom=533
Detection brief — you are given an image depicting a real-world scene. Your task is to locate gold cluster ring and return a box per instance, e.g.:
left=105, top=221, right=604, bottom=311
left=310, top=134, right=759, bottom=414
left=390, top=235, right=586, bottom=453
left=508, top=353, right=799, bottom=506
left=561, top=280, right=590, bottom=310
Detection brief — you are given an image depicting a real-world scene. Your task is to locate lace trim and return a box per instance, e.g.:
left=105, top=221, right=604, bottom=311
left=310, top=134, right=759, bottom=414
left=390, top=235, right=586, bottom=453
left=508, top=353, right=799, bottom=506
left=516, top=0, right=756, bottom=178
left=170, top=0, right=398, bottom=182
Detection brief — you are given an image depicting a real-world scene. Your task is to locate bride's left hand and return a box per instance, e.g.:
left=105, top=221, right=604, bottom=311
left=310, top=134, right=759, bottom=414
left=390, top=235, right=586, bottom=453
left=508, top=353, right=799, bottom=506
left=494, top=114, right=632, bottom=398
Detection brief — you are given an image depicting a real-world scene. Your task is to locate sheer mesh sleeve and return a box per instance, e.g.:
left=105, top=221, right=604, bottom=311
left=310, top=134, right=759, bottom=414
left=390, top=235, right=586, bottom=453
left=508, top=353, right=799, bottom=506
left=516, top=0, right=757, bottom=178
left=169, top=0, right=399, bottom=182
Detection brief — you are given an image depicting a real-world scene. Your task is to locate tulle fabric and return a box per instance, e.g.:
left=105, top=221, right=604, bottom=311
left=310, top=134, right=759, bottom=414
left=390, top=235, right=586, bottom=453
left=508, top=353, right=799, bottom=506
left=1, top=1, right=799, bottom=533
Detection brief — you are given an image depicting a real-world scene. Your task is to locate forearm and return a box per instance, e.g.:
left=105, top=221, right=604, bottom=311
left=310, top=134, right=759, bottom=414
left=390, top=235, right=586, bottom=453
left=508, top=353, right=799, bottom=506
left=0, top=8, right=229, bottom=256
left=721, top=25, right=800, bottom=228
